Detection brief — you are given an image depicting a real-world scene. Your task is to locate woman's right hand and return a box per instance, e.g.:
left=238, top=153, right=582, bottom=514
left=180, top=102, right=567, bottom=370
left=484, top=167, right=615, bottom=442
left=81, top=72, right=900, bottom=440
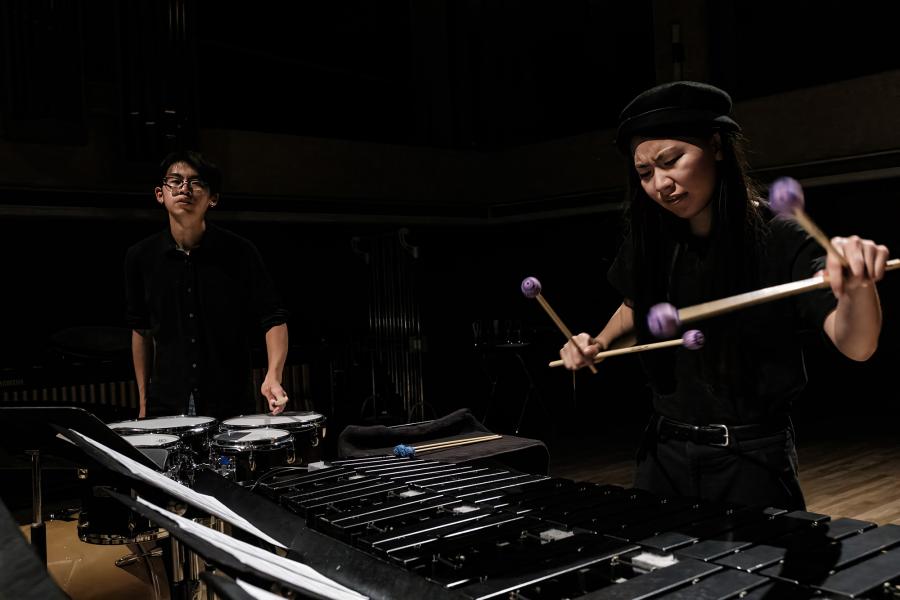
left=559, top=333, right=603, bottom=370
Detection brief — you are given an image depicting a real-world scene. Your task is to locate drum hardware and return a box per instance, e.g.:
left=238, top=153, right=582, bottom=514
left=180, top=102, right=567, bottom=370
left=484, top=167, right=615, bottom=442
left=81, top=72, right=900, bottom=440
left=209, top=428, right=296, bottom=484
left=121, top=433, right=193, bottom=484
left=108, top=415, right=220, bottom=486
left=77, top=483, right=168, bottom=545
left=108, top=415, right=219, bottom=458
left=220, top=411, right=327, bottom=466
left=26, top=448, right=47, bottom=566
left=115, top=541, right=171, bottom=600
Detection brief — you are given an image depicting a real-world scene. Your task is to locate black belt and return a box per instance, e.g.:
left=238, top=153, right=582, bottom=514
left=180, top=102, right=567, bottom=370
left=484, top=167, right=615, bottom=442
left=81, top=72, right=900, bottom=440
left=655, top=415, right=789, bottom=448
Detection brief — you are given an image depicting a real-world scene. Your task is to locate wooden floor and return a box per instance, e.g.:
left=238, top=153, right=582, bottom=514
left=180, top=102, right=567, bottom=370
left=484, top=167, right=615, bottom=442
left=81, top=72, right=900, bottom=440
left=548, top=419, right=900, bottom=525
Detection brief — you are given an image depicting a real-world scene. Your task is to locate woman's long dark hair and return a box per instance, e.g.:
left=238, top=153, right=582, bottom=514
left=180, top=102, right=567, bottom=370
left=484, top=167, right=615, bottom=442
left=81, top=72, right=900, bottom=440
left=623, top=129, right=767, bottom=339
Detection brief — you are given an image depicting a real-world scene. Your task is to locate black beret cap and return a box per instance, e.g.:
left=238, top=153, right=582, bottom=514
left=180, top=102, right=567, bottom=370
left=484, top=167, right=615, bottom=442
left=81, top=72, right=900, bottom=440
left=615, top=81, right=740, bottom=154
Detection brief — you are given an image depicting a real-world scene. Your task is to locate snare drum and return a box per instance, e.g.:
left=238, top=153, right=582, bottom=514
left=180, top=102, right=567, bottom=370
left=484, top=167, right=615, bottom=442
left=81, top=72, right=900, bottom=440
left=209, top=428, right=295, bottom=483
left=109, top=415, right=218, bottom=458
left=221, top=411, right=326, bottom=465
left=121, top=433, right=190, bottom=483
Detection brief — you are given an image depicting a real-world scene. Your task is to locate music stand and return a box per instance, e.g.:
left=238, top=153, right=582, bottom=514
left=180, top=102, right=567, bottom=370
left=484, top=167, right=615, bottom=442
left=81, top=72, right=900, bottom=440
left=0, top=406, right=158, bottom=565
left=476, top=339, right=548, bottom=435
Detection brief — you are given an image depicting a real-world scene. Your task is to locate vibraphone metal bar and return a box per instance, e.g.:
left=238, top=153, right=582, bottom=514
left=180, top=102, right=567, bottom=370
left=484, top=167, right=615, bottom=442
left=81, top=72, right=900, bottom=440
left=257, top=456, right=900, bottom=599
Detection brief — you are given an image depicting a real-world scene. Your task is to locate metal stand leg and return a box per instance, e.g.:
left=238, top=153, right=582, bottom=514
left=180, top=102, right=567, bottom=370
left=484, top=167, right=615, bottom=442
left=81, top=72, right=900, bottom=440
left=512, top=352, right=546, bottom=436
left=118, top=540, right=171, bottom=600
left=26, top=449, right=47, bottom=566
left=169, top=537, right=196, bottom=600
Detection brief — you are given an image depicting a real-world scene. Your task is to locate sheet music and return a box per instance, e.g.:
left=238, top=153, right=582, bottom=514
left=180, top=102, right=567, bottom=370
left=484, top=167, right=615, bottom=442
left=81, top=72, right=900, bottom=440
left=236, top=579, right=286, bottom=599
left=136, top=497, right=367, bottom=600
left=67, top=430, right=286, bottom=549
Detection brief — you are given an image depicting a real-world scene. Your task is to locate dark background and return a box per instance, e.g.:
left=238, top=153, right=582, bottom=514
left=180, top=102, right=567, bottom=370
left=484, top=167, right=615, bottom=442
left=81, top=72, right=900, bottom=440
left=1, top=0, right=899, bottom=456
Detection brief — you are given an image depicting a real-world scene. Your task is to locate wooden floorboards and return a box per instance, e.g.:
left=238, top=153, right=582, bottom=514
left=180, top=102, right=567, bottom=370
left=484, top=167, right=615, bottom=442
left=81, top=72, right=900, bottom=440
left=547, top=420, right=900, bottom=525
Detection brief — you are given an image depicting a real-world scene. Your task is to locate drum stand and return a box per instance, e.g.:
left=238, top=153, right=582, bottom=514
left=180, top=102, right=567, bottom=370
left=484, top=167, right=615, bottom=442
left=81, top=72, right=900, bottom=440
left=117, top=540, right=171, bottom=600
left=510, top=351, right=545, bottom=436
left=25, top=449, right=48, bottom=566
left=168, top=515, right=227, bottom=600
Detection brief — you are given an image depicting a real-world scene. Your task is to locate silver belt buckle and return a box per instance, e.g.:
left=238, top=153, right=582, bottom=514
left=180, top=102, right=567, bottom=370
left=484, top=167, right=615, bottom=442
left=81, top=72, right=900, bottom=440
left=709, top=424, right=730, bottom=447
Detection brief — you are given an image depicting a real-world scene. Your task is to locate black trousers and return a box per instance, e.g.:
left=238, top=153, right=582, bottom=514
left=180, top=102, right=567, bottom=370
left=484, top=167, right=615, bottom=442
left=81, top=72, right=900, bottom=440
left=634, top=419, right=806, bottom=511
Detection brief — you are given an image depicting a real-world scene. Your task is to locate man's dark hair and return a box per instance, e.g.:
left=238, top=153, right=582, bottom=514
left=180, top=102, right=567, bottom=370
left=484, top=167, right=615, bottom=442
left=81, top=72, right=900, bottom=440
left=158, top=150, right=223, bottom=195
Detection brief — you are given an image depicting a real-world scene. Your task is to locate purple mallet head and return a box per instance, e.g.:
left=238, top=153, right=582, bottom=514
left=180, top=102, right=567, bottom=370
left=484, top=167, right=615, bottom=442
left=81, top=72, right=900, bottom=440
left=520, top=276, right=542, bottom=299
left=682, top=329, right=705, bottom=350
left=769, top=177, right=805, bottom=216
left=648, top=303, right=680, bottom=338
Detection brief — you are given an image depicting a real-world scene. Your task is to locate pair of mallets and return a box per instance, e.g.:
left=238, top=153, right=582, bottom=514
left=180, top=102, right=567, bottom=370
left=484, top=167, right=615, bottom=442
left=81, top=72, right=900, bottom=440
left=520, top=276, right=705, bottom=369
left=393, top=434, right=502, bottom=458
left=646, top=177, right=898, bottom=339
left=527, top=176, right=897, bottom=364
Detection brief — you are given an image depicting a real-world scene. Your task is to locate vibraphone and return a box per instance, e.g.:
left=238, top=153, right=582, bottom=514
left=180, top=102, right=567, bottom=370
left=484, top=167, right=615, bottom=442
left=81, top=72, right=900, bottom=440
left=257, top=455, right=900, bottom=599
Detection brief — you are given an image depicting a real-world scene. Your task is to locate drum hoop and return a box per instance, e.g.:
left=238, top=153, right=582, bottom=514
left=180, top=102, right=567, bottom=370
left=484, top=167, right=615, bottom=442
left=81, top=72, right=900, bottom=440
left=123, top=434, right=182, bottom=449
left=78, top=528, right=169, bottom=545
left=222, top=412, right=325, bottom=428
left=211, top=428, right=293, bottom=451
left=110, top=416, right=218, bottom=436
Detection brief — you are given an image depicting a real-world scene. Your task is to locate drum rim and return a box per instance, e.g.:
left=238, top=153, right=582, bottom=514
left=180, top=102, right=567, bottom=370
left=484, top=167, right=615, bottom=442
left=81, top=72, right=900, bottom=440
left=211, top=427, right=294, bottom=450
left=109, top=415, right=219, bottom=436
left=221, top=413, right=325, bottom=431
left=222, top=411, right=325, bottom=425
left=121, top=433, right=182, bottom=448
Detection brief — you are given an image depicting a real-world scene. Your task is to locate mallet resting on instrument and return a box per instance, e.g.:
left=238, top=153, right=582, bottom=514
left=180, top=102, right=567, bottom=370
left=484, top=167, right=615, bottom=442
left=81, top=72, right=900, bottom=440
left=521, top=276, right=598, bottom=374
left=548, top=329, right=704, bottom=368
left=393, top=434, right=502, bottom=458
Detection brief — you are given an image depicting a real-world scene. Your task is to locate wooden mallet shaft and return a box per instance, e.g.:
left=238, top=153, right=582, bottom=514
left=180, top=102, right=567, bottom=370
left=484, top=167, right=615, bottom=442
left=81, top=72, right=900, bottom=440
left=677, top=258, right=899, bottom=325
left=521, top=276, right=598, bottom=374
left=548, top=338, right=683, bottom=368
left=770, top=177, right=850, bottom=269
left=536, top=294, right=598, bottom=374
left=791, top=208, right=850, bottom=269
left=415, top=434, right=502, bottom=452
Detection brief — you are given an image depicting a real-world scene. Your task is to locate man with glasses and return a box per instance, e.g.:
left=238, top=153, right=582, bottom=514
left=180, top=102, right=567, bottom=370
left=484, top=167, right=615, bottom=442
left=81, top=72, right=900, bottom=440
left=125, top=150, right=290, bottom=420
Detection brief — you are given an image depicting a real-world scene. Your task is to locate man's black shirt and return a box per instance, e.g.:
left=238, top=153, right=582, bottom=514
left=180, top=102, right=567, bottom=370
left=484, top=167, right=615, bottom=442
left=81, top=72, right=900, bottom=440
left=125, top=224, right=289, bottom=419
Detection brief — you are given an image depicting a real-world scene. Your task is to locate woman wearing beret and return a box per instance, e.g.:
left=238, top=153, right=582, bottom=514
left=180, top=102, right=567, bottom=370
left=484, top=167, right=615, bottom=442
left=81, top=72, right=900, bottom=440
left=559, top=81, right=889, bottom=510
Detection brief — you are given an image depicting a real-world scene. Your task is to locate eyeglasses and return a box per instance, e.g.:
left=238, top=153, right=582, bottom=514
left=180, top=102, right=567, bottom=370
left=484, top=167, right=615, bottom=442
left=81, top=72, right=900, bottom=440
left=162, top=176, right=208, bottom=192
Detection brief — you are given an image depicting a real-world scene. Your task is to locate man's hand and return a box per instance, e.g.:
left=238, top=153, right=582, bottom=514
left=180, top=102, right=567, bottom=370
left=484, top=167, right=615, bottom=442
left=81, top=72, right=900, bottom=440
left=261, top=376, right=289, bottom=415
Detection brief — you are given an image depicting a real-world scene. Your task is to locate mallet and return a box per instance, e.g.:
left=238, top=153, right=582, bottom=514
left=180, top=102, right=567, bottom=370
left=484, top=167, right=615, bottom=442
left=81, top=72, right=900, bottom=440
left=769, top=177, right=849, bottom=269
left=521, top=276, right=597, bottom=374
left=646, top=260, right=900, bottom=338
left=547, top=329, right=704, bottom=368
left=393, top=434, right=502, bottom=458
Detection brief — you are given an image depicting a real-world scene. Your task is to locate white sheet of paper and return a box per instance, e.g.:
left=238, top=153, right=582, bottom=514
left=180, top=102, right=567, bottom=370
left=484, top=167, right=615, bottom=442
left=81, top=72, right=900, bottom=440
left=68, top=429, right=285, bottom=549
left=135, top=497, right=366, bottom=600
left=236, top=579, right=286, bottom=599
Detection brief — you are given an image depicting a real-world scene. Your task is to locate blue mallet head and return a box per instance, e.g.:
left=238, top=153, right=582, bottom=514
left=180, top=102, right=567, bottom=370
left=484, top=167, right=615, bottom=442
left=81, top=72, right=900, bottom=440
left=393, top=444, right=416, bottom=458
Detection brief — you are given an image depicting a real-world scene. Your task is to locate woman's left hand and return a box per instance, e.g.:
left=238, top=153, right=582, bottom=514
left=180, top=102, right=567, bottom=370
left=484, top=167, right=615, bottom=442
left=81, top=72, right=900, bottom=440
left=825, top=235, right=890, bottom=297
